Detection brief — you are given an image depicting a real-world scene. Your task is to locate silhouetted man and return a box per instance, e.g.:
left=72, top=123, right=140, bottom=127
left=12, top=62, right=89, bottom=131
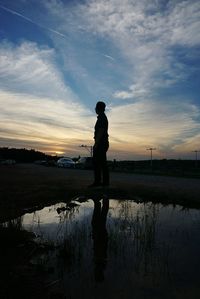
left=90, top=101, right=109, bottom=187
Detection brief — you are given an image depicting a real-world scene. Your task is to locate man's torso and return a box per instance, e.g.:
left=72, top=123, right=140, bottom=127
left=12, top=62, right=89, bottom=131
left=94, top=113, right=109, bottom=144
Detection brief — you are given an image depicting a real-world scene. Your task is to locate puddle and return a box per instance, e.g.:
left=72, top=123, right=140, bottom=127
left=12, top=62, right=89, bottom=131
left=2, top=198, right=200, bottom=298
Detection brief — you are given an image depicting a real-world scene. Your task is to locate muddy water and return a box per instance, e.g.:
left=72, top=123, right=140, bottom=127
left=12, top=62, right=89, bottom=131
left=4, top=198, right=200, bottom=298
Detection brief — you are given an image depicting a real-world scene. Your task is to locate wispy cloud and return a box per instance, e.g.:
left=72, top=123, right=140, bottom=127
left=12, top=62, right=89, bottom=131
left=43, top=0, right=200, bottom=106
left=108, top=97, right=200, bottom=158
left=0, top=90, right=94, bottom=155
left=172, top=134, right=200, bottom=155
left=72, top=0, right=200, bottom=99
left=0, top=41, right=95, bottom=155
left=113, top=84, right=147, bottom=100
left=0, top=41, right=76, bottom=101
left=1, top=0, right=200, bottom=159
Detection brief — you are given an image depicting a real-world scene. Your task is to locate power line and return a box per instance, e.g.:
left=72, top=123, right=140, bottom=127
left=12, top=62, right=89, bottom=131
left=146, top=147, right=156, bottom=168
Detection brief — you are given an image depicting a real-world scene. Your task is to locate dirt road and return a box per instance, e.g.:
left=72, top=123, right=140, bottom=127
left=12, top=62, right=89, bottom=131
left=1, top=163, right=200, bottom=221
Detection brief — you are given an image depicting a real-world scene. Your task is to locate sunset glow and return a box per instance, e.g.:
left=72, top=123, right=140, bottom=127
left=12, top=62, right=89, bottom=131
left=0, top=0, right=200, bottom=159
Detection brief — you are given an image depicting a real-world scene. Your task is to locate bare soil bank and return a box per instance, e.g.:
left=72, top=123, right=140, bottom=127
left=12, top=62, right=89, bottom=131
left=1, top=163, right=200, bottom=221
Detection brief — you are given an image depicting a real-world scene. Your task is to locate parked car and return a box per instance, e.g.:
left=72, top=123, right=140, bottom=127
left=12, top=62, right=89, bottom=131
left=0, top=159, right=16, bottom=165
left=76, top=157, right=93, bottom=169
left=57, top=157, right=75, bottom=168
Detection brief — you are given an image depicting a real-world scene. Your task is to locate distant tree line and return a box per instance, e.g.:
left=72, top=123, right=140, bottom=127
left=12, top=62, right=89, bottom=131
left=114, top=159, right=198, bottom=170
left=110, top=159, right=200, bottom=177
left=0, top=147, right=199, bottom=177
left=0, top=147, right=56, bottom=163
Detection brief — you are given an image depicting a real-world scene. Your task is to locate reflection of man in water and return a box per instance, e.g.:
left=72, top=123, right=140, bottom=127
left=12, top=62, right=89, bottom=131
left=90, top=101, right=109, bottom=187
left=91, top=198, right=109, bottom=282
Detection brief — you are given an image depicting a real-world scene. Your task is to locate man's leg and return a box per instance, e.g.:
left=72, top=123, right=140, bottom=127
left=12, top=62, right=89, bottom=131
left=102, top=150, right=109, bottom=186
left=93, top=148, right=101, bottom=185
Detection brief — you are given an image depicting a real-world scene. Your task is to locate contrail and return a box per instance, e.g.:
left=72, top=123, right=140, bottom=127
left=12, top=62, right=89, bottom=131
left=103, top=54, right=115, bottom=61
left=0, top=4, right=67, bottom=39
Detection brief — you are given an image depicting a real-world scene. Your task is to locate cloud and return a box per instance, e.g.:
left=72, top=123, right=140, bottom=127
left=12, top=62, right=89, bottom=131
left=0, top=41, right=95, bottom=155
left=0, top=90, right=94, bottom=155
left=43, top=0, right=132, bottom=102
left=78, top=0, right=200, bottom=46
left=113, top=90, right=133, bottom=100
left=0, top=40, right=77, bottom=101
left=43, top=0, right=200, bottom=113
left=172, top=134, right=200, bottom=154
left=1, top=0, right=200, bottom=159
left=72, top=0, right=200, bottom=99
left=113, top=84, right=148, bottom=99
left=3, top=83, right=198, bottom=159
left=108, top=97, right=200, bottom=158
left=169, top=1, right=200, bottom=46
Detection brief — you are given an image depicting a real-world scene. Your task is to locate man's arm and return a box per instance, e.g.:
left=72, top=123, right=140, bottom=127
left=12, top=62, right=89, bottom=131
left=94, top=128, right=105, bottom=148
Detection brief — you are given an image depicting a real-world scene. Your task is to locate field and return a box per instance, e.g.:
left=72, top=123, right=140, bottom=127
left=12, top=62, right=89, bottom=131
left=1, top=163, right=200, bottom=222
left=1, top=163, right=200, bottom=299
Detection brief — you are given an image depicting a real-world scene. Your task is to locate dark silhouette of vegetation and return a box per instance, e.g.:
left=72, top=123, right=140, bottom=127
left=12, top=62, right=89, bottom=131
left=109, top=159, right=200, bottom=177
left=0, top=147, right=56, bottom=163
left=1, top=147, right=199, bottom=178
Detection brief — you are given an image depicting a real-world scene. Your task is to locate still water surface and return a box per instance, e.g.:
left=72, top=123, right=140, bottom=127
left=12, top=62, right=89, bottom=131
left=7, top=198, right=200, bottom=298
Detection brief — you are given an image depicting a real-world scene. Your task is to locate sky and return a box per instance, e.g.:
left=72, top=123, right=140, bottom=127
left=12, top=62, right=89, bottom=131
left=0, top=0, right=200, bottom=160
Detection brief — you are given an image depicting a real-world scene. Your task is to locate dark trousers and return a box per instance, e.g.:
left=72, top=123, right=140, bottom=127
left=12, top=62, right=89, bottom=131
left=93, top=144, right=109, bottom=185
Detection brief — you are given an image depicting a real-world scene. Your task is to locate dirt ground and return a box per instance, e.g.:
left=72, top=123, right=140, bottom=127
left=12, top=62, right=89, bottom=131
left=1, top=163, right=200, bottom=299
left=1, top=163, right=200, bottom=222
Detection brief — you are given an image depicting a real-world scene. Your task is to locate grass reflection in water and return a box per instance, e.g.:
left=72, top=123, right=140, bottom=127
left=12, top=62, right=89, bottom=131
left=2, top=198, right=200, bottom=299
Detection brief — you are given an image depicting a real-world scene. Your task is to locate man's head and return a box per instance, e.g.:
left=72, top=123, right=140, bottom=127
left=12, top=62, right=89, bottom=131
left=95, top=101, right=106, bottom=114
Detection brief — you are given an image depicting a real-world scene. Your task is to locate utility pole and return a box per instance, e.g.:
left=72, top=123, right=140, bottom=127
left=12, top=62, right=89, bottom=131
left=192, top=150, right=200, bottom=169
left=146, top=148, right=156, bottom=169
left=79, top=144, right=93, bottom=157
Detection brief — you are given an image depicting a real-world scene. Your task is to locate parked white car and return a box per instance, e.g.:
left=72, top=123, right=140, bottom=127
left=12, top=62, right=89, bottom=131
left=56, top=157, right=75, bottom=168
left=76, top=157, right=93, bottom=169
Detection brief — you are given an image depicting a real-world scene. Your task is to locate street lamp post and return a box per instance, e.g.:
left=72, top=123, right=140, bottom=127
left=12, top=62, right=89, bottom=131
left=192, top=150, right=200, bottom=169
left=146, top=148, right=156, bottom=169
left=79, top=144, right=93, bottom=157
